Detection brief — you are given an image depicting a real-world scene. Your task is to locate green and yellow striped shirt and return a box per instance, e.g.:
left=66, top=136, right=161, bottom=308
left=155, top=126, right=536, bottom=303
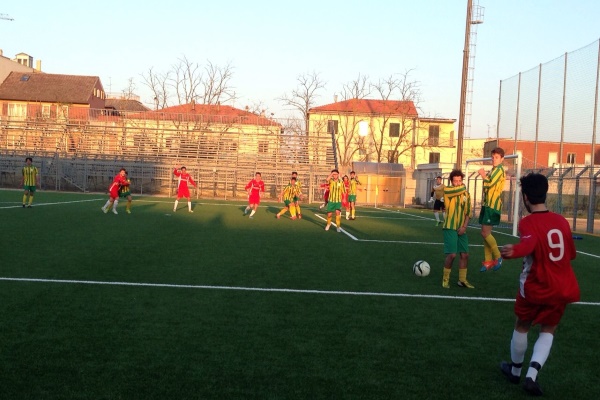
left=443, top=185, right=471, bottom=230
left=482, top=164, right=505, bottom=212
left=349, top=178, right=361, bottom=196
left=22, top=165, right=39, bottom=186
left=281, top=184, right=299, bottom=202
left=119, top=179, right=131, bottom=194
left=328, top=178, right=346, bottom=202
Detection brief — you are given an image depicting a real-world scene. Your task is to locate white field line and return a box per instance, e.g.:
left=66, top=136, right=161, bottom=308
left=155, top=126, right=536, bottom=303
left=373, top=207, right=600, bottom=259
left=0, top=198, right=103, bottom=209
left=1, top=277, right=598, bottom=306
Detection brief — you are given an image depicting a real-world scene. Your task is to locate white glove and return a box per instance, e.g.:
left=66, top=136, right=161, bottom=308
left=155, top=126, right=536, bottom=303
left=440, top=197, right=444, bottom=203
left=429, top=197, right=434, bottom=203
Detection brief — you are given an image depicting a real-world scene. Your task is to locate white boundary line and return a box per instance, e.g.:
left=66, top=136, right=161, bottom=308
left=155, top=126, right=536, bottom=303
left=1, top=277, right=597, bottom=306
left=0, top=198, right=102, bottom=209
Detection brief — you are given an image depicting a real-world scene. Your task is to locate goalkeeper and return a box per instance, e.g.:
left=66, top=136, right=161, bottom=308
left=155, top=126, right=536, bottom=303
left=430, top=175, right=446, bottom=226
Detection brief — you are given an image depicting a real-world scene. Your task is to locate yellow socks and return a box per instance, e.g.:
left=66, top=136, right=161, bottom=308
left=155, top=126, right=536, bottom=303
left=443, top=268, right=451, bottom=281
left=336, top=215, right=341, bottom=226
left=459, top=268, right=468, bottom=282
left=484, top=234, right=501, bottom=259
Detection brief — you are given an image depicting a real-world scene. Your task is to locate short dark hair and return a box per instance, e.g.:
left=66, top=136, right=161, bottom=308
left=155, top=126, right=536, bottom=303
left=350, top=171, right=356, bottom=174
left=520, top=173, right=548, bottom=205
left=331, top=169, right=339, bottom=174
left=448, top=169, right=464, bottom=181
left=292, top=171, right=297, bottom=175
left=291, top=177, right=296, bottom=182
left=255, top=172, right=261, bottom=176
left=25, top=157, right=32, bottom=162
left=436, top=175, right=442, bottom=179
left=491, top=147, right=505, bottom=158
left=181, top=166, right=186, bottom=170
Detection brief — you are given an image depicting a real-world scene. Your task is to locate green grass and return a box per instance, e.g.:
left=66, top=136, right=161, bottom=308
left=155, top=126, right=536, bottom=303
left=1, top=190, right=599, bottom=399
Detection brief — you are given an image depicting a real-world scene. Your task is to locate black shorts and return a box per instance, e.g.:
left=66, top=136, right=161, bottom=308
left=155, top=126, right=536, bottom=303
left=433, top=200, right=445, bottom=211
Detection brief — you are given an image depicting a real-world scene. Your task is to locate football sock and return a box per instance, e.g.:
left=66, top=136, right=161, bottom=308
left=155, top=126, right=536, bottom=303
left=483, top=240, right=492, bottom=261
left=351, top=209, right=355, bottom=218
left=187, top=201, right=192, bottom=211
left=527, top=332, right=553, bottom=381
left=103, top=200, right=111, bottom=209
left=23, top=194, right=27, bottom=204
left=290, top=207, right=297, bottom=217
left=174, top=200, right=179, bottom=210
left=443, top=212, right=446, bottom=221
left=296, top=205, right=301, bottom=215
left=346, top=210, right=350, bottom=219
left=458, top=268, right=468, bottom=282
left=434, top=212, right=440, bottom=222
left=113, top=200, right=119, bottom=210
left=127, top=200, right=131, bottom=211
left=249, top=210, right=256, bottom=217
left=28, top=196, right=34, bottom=205
left=326, top=215, right=332, bottom=225
left=335, top=215, right=341, bottom=227
left=484, top=234, right=501, bottom=259
left=510, top=329, right=528, bottom=376
left=443, top=267, right=451, bottom=281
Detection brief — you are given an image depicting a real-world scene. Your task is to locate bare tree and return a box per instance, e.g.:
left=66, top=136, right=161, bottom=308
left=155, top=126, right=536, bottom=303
left=201, top=60, right=236, bottom=105
left=339, top=73, right=371, bottom=101
left=171, top=56, right=203, bottom=105
left=121, top=77, right=137, bottom=100
left=369, top=70, right=423, bottom=164
left=141, top=59, right=237, bottom=109
left=141, top=67, right=171, bottom=110
left=278, top=71, right=326, bottom=134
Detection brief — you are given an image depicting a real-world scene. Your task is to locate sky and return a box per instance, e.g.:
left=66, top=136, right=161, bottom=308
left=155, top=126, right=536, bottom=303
left=1, top=0, right=599, bottom=138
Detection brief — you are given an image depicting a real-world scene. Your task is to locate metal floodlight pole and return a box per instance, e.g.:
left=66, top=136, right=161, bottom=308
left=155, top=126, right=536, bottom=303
left=456, top=0, right=473, bottom=169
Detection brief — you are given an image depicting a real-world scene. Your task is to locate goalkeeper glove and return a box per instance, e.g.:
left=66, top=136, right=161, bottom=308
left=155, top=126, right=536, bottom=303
left=429, top=197, right=434, bottom=203
left=440, top=197, right=444, bottom=203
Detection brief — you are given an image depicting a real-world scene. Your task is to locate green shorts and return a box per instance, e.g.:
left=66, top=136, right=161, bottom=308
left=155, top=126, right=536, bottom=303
left=119, top=191, right=131, bottom=198
left=326, top=201, right=342, bottom=213
left=479, top=206, right=501, bottom=226
left=443, top=229, right=469, bottom=254
left=23, top=185, right=36, bottom=193
left=284, top=199, right=292, bottom=206
left=348, top=194, right=357, bottom=203
left=293, top=196, right=299, bottom=202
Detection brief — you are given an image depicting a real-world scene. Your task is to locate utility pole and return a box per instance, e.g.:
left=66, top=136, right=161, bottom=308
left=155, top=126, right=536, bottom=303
left=456, top=0, right=484, bottom=169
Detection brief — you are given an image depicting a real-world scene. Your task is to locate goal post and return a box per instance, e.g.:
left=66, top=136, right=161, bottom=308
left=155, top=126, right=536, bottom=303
left=464, top=153, right=522, bottom=237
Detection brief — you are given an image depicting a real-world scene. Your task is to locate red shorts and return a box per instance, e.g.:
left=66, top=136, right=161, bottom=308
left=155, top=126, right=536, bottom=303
left=514, top=293, right=567, bottom=326
left=109, top=189, right=120, bottom=200
left=249, top=193, right=260, bottom=205
left=177, top=186, right=190, bottom=198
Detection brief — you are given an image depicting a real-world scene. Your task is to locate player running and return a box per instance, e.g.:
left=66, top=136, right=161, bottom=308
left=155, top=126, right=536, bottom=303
left=276, top=177, right=300, bottom=219
left=244, top=172, right=265, bottom=219
left=101, top=168, right=129, bottom=214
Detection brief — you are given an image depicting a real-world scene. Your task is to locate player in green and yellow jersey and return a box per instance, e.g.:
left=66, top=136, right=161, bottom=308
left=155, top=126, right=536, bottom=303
left=348, top=171, right=362, bottom=220
left=22, top=157, right=40, bottom=208
left=276, top=177, right=300, bottom=219
left=325, top=169, right=347, bottom=232
left=478, top=147, right=506, bottom=272
left=118, top=172, right=133, bottom=214
left=291, top=171, right=303, bottom=219
left=442, top=169, right=473, bottom=289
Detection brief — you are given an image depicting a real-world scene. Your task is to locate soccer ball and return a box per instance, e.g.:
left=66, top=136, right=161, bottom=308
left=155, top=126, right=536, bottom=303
left=413, top=260, right=431, bottom=277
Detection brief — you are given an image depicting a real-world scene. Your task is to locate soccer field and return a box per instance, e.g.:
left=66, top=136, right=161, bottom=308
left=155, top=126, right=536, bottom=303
left=1, top=190, right=598, bottom=399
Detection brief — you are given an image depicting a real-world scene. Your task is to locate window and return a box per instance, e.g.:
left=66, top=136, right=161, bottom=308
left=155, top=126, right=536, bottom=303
left=42, top=104, right=51, bottom=118
left=566, top=153, right=576, bottom=164
left=389, top=123, right=400, bottom=137
left=8, top=103, right=27, bottom=119
left=388, top=150, right=399, bottom=163
left=428, top=125, right=440, bottom=146
left=258, top=141, right=268, bottom=154
left=429, top=152, right=440, bottom=164
left=327, top=120, right=338, bottom=135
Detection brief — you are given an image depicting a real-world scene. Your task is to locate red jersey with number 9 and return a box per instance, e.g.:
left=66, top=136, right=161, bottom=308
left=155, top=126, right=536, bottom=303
left=509, top=211, right=580, bottom=305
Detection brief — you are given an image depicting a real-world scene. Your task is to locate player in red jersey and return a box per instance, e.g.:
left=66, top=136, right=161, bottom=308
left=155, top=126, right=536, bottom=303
left=173, top=166, right=197, bottom=213
left=319, top=180, right=329, bottom=210
left=499, top=173, right=580, bottom=396
left=244, top=172, right=265, bottom=218
left=101, top=168, right=129, bottom=214
left=342, top=175, right=351, bottom=220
